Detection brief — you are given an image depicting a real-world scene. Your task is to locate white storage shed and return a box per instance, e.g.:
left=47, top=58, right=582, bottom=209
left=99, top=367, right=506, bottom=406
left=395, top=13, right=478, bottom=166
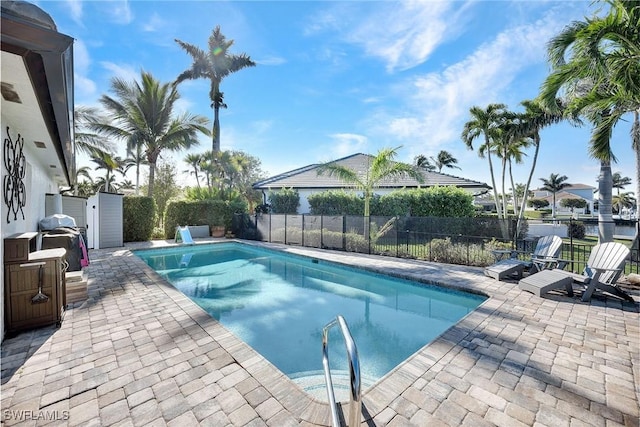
left=86, top=192, right=123, bottom=249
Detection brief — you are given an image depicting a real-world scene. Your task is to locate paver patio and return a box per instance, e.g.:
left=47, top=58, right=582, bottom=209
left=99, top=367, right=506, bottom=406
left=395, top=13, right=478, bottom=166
left=1, top=239, right=639, bottom=426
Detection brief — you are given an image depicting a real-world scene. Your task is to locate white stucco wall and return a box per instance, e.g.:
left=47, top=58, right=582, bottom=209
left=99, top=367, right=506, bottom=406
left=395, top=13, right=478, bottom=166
left=1, top=121, right=59, bottom=342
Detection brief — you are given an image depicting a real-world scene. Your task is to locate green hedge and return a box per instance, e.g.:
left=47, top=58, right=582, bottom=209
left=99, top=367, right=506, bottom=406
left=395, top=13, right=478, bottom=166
left=308, top=190, right=364, bottom=215
left=164, top=199, right=247, bottom=238
left=268, top=188, right=300, bottom=214
left=308, top=186, right=475, bottom=217
left=123, top=196, right=156, bottom=242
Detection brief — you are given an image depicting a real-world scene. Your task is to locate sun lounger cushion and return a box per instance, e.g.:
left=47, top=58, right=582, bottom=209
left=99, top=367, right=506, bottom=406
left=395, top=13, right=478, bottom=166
left=518, top=269, right=574, bottom=297
left=484, top=258, right=528, bottom=281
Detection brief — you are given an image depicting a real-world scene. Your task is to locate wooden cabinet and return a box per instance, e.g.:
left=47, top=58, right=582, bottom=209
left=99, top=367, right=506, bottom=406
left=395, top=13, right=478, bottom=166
left=3, top=232, right=38, bottom=263
left=4, top=248, right=66, bottom=334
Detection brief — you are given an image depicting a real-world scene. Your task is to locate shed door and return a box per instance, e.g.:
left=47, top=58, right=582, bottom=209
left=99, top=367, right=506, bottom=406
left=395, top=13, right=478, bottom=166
left=98, top=193, right=123, bottom=248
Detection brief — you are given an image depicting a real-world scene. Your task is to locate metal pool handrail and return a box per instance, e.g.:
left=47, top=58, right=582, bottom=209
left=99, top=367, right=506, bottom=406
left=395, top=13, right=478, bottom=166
left=322, top=315, right=361, bottom=427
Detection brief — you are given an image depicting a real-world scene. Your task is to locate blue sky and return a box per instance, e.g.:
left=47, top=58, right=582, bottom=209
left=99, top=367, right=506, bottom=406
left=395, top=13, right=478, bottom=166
left=41, top=0, right=636, bottom=192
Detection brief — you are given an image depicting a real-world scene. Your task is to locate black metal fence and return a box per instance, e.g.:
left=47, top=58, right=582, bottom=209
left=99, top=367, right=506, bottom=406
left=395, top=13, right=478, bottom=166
left=232, top=213, right=640, bottom=274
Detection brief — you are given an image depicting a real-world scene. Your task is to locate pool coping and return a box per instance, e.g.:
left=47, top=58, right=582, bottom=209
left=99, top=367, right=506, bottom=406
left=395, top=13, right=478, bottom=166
left=2, top=238, right=638, bottom=426
left=131, top=240, right=496, bottom=424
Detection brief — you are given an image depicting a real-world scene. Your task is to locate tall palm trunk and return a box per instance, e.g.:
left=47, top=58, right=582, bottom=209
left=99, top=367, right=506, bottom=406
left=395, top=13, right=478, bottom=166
left=212, top=106, right=220, bottom=153
left=135, top=164, right=140, bottom=196
left=598, top=161, right=614, bottom=242
left=632, top=110, right=639, bottom=250
left=485, top=142, right=502, bottom=219
left=500, top=155, right=508, bottom=218
left=508, top=159, right=518, bottom=217
left=517, top=136, right=540, bottom=236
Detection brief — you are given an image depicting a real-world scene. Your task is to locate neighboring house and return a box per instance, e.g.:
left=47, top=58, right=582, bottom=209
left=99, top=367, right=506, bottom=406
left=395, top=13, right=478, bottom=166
left=1, top=1, right=75, bottom=341
left=531, top=184, right=595, bottom=215
left=253, top=153, right=491, bottom=214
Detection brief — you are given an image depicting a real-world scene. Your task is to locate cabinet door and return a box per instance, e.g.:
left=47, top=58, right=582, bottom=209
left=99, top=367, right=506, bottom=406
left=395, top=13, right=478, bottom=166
left=5, top=260, right=60, bottom=330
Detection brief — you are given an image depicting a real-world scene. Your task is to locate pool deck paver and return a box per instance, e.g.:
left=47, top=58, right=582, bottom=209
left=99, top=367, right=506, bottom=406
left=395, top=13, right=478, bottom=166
left=1, top=238, right=638, bottom=426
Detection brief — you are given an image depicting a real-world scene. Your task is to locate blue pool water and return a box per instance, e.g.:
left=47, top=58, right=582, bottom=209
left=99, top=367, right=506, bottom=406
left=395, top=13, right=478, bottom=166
left=135, top=243, right=485, bottom=388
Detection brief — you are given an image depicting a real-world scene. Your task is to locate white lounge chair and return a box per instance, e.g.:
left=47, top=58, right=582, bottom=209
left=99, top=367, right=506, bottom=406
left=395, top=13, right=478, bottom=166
left=484, top=235, right=563, bottom=281
left=519, top=241, right=633, bottom=302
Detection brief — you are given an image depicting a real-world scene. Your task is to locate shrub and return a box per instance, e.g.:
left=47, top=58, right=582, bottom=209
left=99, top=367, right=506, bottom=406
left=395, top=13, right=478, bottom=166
left=123, top=196, right=156, bottom=242
left=308, top=190, right=363, bottom=215
left=408, top=186, right=475, bottom=217
left=568, top=221, right=586, bottom=239
left=528, top=199, right=550, bottom=210
left=268, top=188, right=300, bottom=214
left=164, top=199, right=247, bottom=238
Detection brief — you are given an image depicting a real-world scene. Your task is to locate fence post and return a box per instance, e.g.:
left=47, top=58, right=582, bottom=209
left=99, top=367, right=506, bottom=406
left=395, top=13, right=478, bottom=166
left=406, top=229, right=409, bottom=254
left=320, top=215, right=324, bottom=249
left=302, top=214, right=305, bottom=247
left=367, top=216, right=371, bottom=255
left=269, top=213, right=272, bottom=243
left=569, top=217, right=574, bottom=272
left=342, top=215, right=347, bottom=251
left=284, top=214, right=288, bottom=244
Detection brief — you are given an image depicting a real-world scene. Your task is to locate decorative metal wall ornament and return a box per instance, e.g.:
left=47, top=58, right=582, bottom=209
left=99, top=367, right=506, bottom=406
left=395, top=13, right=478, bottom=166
left=3, top=126, right=27, bottom=223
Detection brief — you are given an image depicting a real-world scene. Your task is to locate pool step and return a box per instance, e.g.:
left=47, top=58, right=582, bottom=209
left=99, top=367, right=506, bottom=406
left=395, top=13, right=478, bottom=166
left=289, top=370, right=375, bottom=402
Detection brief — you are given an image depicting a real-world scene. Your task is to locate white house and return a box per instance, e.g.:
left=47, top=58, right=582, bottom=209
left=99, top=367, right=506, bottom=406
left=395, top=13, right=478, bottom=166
left=1, top=1, right=75, bottom=341
left=253, top=153, right=491, bottom=214
left=532, top=183, right=596, bottom=215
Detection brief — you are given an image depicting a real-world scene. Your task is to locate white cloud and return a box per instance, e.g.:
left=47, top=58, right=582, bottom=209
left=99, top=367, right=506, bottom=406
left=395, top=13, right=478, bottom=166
left=73, top=39, right=97, bottom=100
left=319, top=133, right=369, bottom=160
left=367, top=8, right=573, bottom=161
left=64, top=0, right=83, bottom=25
left=348, top=1, right=468, bottom=72
left=142, top=12, right=166, bottom=32
left=255, top=56, right=287, bottom=66
left=307, top=1, right=473, bottom=73
left=105, top=0, right=133, bottom=25
left=100, top=61, right=139, bottom=83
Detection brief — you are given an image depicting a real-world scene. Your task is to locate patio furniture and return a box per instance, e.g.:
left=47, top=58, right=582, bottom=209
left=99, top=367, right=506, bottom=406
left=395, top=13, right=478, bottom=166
left=518, top=241, right=633, bottom=302
left=484, top=235, right=563, bottom=281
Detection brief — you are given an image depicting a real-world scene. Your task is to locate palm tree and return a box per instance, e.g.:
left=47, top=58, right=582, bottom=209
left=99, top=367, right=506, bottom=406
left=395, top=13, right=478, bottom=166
left=462, top=103, right=508, bottom=218
left=612, top=172, right=632, bottom=195
left=414, top=154, right=436, bottom=172
left=119, top=179, right=135, bottom=191
left=612, top=191, right=636, bottom=214
left=93, top=71, right=210, bottom=197
left=432, top=150, right=461, bottom=173
left=539, top=0, right=640, bottom=242
left=513, top=99, right=572, bottom=231
left=317, top=147, right=424, bottom=217
left=74, top=106, right=114, bottom=155
left=184, top=153, right=204, bottom=188
left=502, top=130, right=530, bottom=218
left=175, top=26, right=256, bottom=155
left=540, top=173, right=570, bottom=219
left=90, top=150, right=122, bottom=193
left=122, top=145, right=148, bottom=195
left=76, top=166, right=93, bottom=184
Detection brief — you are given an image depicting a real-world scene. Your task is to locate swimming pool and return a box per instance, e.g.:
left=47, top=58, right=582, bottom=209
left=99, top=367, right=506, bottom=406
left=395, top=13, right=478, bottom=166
left=135, top=242, right=485, bottom=395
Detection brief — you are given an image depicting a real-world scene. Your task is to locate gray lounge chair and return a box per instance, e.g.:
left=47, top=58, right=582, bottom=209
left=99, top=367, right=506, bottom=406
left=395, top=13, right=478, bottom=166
left=484, top=235, right=563, bottom=281
left=519, top=241, right=633, bottom=302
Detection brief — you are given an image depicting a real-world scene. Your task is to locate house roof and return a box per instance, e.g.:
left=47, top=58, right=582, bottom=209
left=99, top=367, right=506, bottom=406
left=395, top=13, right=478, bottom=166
left=253, top=153, right=491, bottom=191
left=537, top=190, right=588, bottom=203
left=534, top=183, right=595, bottom=192
left=1, top=1, right=75, bottom=186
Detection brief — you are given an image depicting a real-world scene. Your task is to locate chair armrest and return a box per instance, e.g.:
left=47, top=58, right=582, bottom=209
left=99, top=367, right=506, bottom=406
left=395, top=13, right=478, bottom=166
left=532, top=255, right=558, bottom=261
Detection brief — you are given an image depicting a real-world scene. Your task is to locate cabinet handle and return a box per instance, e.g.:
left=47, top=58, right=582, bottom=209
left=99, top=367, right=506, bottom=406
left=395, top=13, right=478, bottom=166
left=18, top=262, right=46, bottom=268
